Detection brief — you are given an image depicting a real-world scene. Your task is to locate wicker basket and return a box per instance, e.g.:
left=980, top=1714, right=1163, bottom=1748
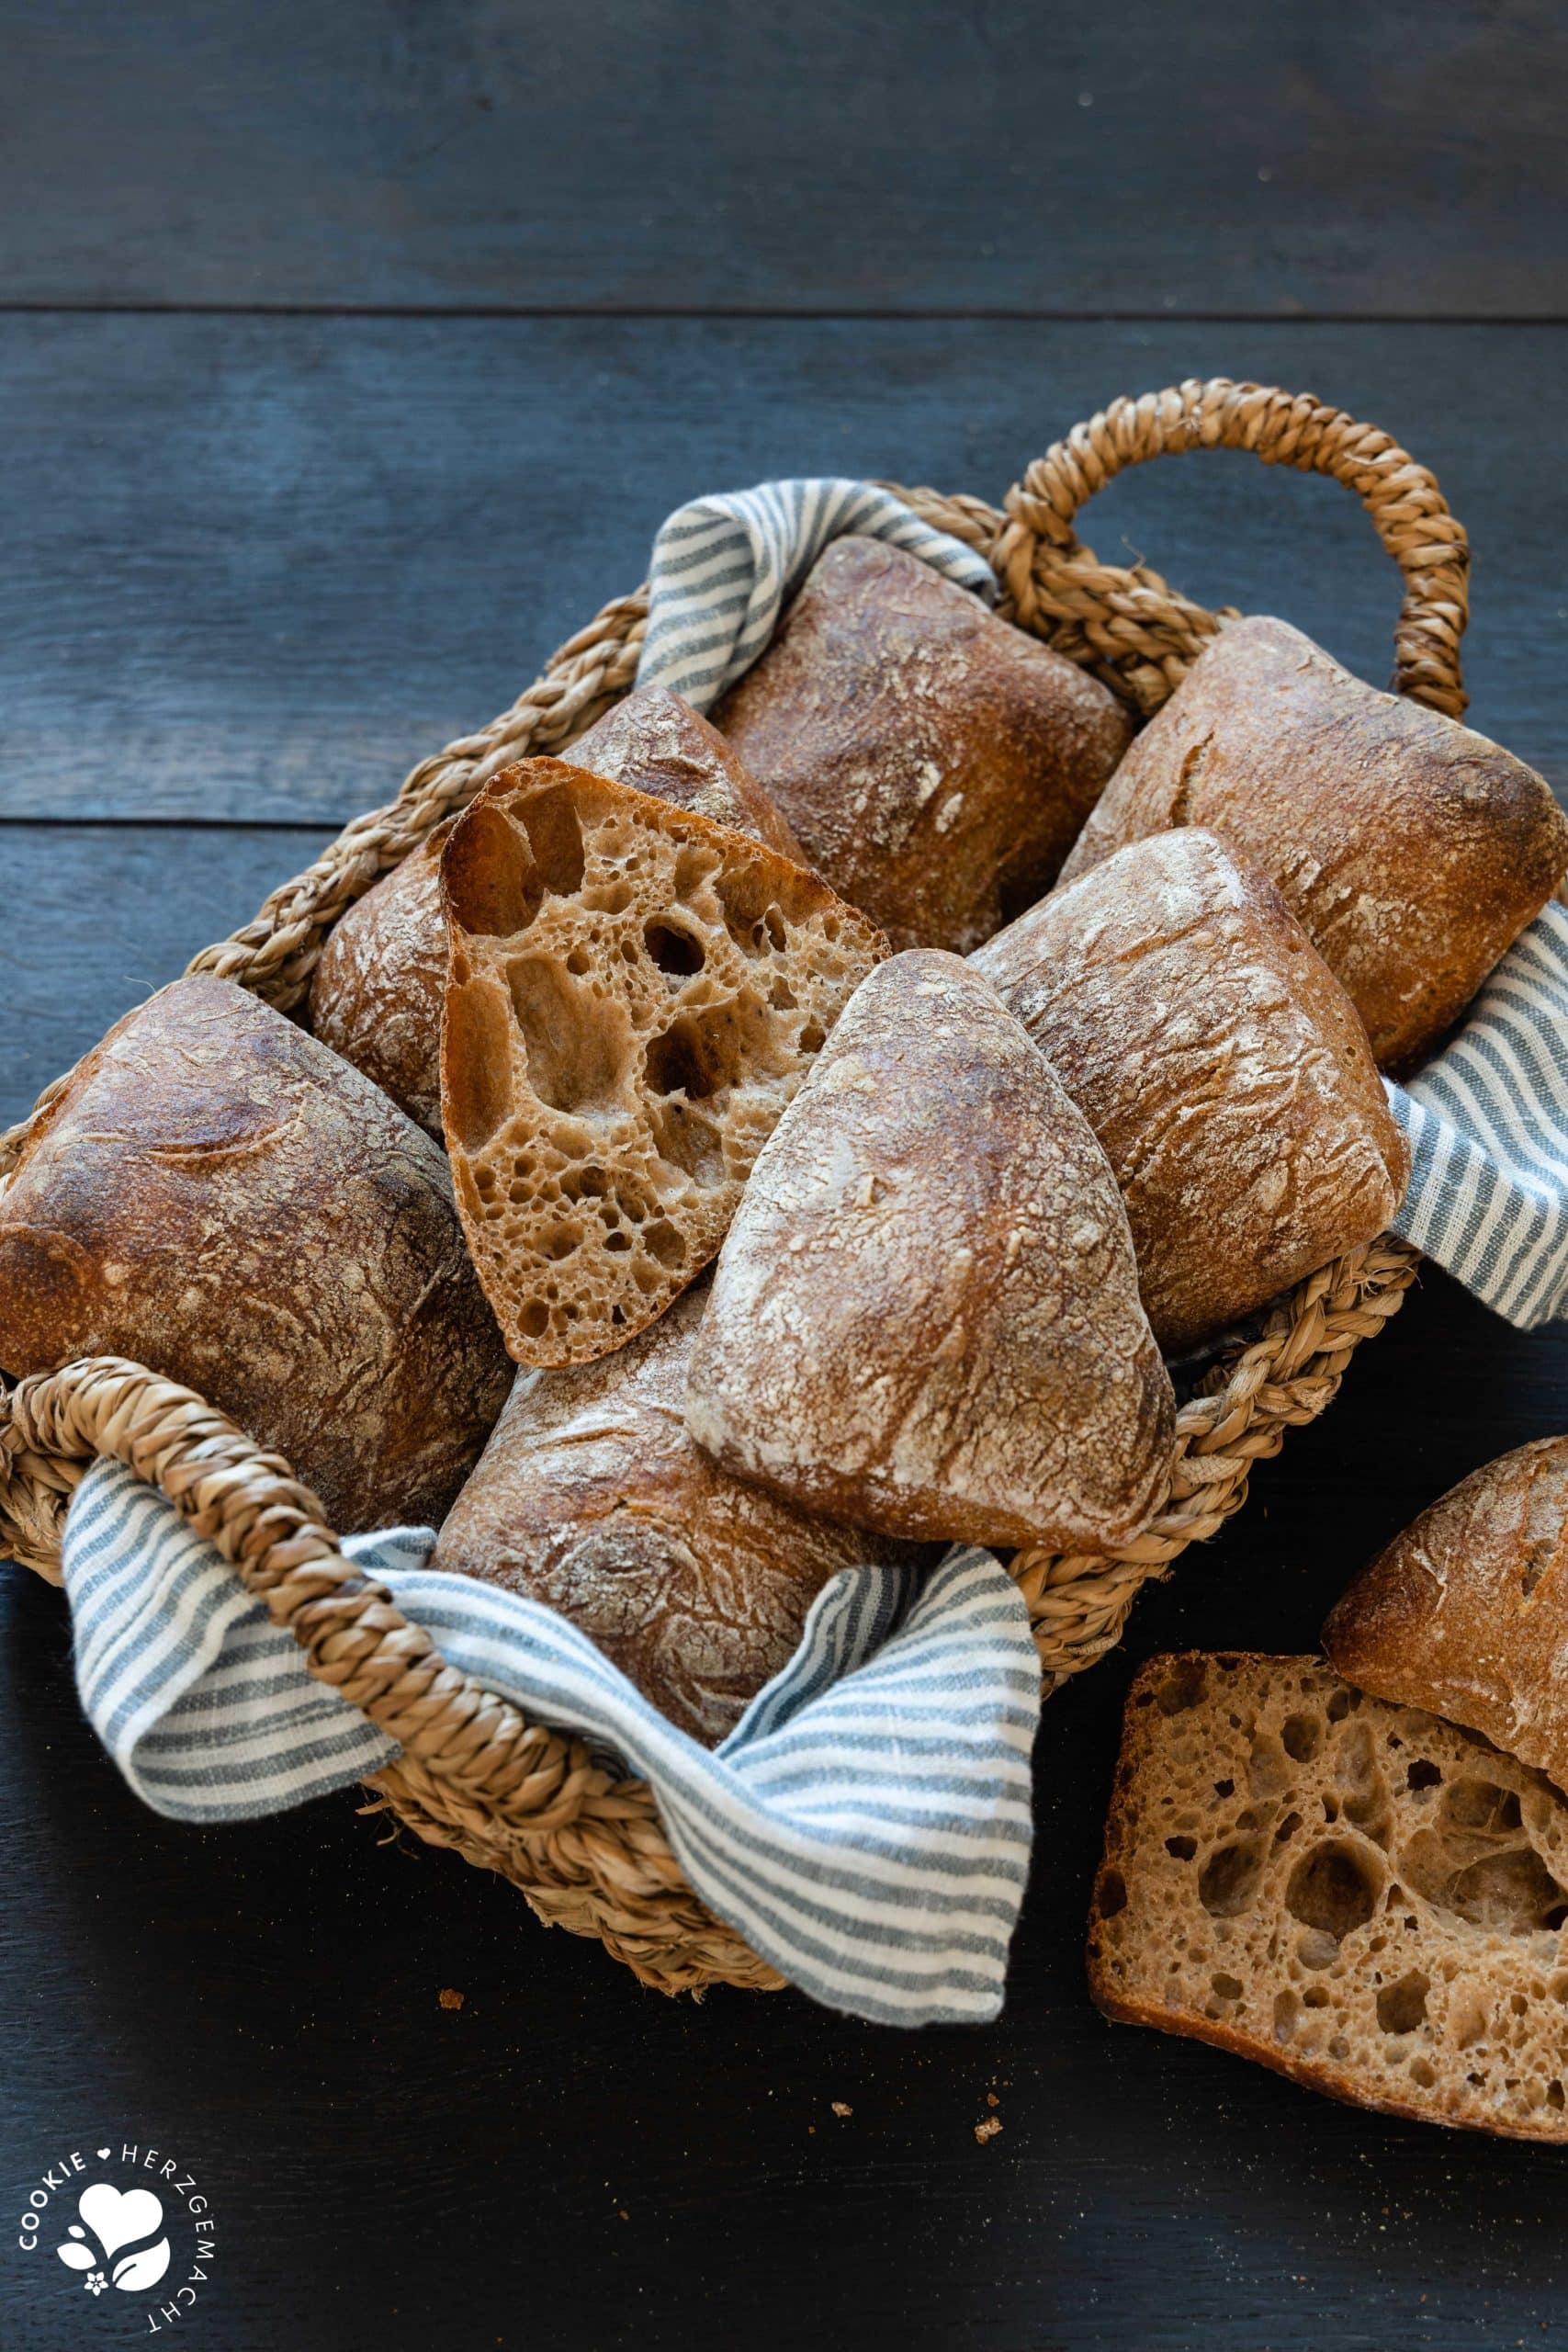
left=0, top=378, right=1461, bottom=1995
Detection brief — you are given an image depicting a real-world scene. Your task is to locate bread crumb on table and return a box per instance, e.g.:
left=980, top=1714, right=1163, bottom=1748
left=830, top=2101, right=852, bottom=2118
left=974, top=2117, right=1002, bottom=2144
left=437, top=1986, right=465, bottom=2011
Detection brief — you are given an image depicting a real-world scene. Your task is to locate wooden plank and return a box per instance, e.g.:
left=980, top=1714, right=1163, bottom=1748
left=3, top=315, right=1565, bottom=825
left=0, top=825, right=334, bottom=1131
left=6, top=0, right=1566, bottom=318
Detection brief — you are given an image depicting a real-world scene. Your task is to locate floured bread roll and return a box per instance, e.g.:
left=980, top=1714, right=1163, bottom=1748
left=683, top=951, right=1175, bottom=1552
left=309, top=687, right=794, bottom=1135
left=1325, top=1437, right=1568, bottom=1791
left=972, top=829, right=1410, bottom=1353
left=0, top=974, right=511, bottom=1530
left=441, top=757, right=886, bottom=1367
left=712, top=537, right=1134, bottom=955
left=430, top=1286, right=920, bottom=1744
left=1057, top=616, right=1568, bottom=1069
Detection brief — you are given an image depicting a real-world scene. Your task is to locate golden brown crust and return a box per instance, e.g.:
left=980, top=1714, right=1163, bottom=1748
left=683, top=951, right=1174, bottom=1551
left=0, top=974, right=511, bottom=1530
left=440, top=758, right=886, bottom=1368
left=971, top=829, right=1410, bottom=1352
left=712, top=537, right=1134, bottom=956
left=570, top=684, right=807, bottom=862
left=430, top=1286, right=921, bottom=1744
left=1056, top=616, right=1568, bottom=1069
left=308, top=816, right=455, bottom=1136
left=1325, top=1438, right=1568, bottom=1790
left=1088, top=1652, right=1568, bottom=2143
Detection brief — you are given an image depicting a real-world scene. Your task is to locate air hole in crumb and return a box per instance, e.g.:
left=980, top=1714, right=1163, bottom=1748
left=1165, top=1836, right=1197, bottom=1860
left=1325, top=1686, right=1359, bottom=1722
left=1155, top=1658, right=1208, bottom=1715
left=518, top=1300, right=549, bottom=1340
left=798, top=1018, right=827, bottom=1054
left=1284, top=1840, right=1380, bottom=1940
left=1197, top=1837, right=1266, bottom=1919
left=1098, top=1871, right=1126, bottom=1918
left=642, top=1220, right=685, bottom=1270
left=1280, top=1713, right=1321, bottom=1763
left=1273, top=1990, right=1299, bottom=2043
left=444, top=979, right=513, bottom=1149
left=1376, top=1971, right=1429, bottom=2034
left=508, top=956, right=630, bottom=1114
left=1405, top=1759, right=1442, bottom=1792
left=1213, top=1778, right=1235, bottom=1800
left=1409, top=2058, right=1437, bottom=2089
left=518, top=784, right=585, bottom=894
left=1211, top=1973, right=1244, bottom=2002
left=605, top=1230, right=631, bottom=1252
left=1275, top=1810, right=1303, bottom=1845
left=1444, top=1779, right=1521, bottom=1833
left=644, top=920, right=705, bottom=978
left=1550, top=2081, right=1565, bottom=2110
left=445, top=803, right=544, bottom=936
left=542, top=1225, right=581, bottom=1261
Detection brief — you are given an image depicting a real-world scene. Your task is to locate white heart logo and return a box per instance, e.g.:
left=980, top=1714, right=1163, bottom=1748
left=77, top=2183, right=164, bottom=2260
left=95, top=2147, right=110, bottom=2161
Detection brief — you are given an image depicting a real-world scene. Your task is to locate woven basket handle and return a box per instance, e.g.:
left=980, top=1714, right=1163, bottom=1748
left=0, top=1358, right=612, bottom=1834
left=990, top=377, right=1470, bottom=719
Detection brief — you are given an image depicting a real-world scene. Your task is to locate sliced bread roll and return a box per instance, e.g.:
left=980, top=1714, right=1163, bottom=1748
left=0, top=974, right=511, bottom=1530
left=971, top=829, right=1410, bottom=1352
left=683, top=951, right=1174, bottom=1552
left=1056, top=616, right=1568, bottom=1069
left=1325, top=1437, right=1568, bottom=1791
left=1089, top=1652, right=1568, bottom=2143
left=308, top=688, right=794, bottom=1134
left=440, top=757, right=886, bottom=1367
left=430, top=1285, right=921, bottom=1744
left=712, top=537, right=1134, bottom=956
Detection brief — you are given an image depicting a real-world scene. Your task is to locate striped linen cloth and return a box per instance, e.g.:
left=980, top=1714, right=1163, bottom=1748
left=637, top=478, right=997, bottom=710
left=1388, top=899, right=1568, bottom=1327
left=641, top=475, right=1568, bottom=1329
left=63, top=1459, right=1041, bottom=2027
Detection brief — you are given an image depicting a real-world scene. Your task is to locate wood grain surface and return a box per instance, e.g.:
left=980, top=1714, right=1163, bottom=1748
left=4, top=6, right=1568, bottom=2348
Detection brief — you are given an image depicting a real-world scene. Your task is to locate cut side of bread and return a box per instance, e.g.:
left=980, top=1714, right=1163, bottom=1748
left=1089, top=1653, right=1568, bottom=2143
left=441, top=757, right=886, bottom=1367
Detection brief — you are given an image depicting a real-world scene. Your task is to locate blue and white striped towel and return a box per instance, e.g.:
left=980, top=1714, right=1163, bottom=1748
left=637, top=478, right=997, bottom=710
left=641, top=476, right=1568, bottom=1329
left=63, top=1460, right=1040, bottom=2027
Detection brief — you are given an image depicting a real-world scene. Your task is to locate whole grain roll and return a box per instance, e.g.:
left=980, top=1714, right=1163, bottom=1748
left=1325, top=1436, right=1568, bottom=1791
left=0, top=974, right=512, bottom=1531
left=971, top=829, right=1410, bottom=1353
left=712, top=537, right=1134, bottom=956
left=308, top=688, right=796, bottom=1136
left=430, top=1285, right=921, bottom=1745
left=1055, top=616, right=1568, bottom=1069
left=683, top=951, right=1174, bottom=1552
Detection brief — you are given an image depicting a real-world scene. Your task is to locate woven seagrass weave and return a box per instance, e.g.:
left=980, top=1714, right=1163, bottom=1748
left=0, top=379, right=1456, bottom=1992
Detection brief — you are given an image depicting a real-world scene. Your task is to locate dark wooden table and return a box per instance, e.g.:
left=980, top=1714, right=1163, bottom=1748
left=4, top=8, right=1567, bottom=2346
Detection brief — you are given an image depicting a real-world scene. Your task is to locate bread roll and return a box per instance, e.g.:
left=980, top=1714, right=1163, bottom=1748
left=570, top=684, right=807, bottom=861
left=1056, top=616, right=1568, bottom=1069
left=0, top=974, right=511, bottom=1529
left=971, top=829, right=1409, bottom=1352
left=1089, top=1652, right=1568, bottom=2143
left=430, top=1286, right=920, bottom=1744
left=308, top=688, right=792, bottom=1135
left=1325, top=1437, right=1568, bottom=1790
left=441, top=758, right=886, bottom=1369
left=711, top=537, right=1134, bottom=956
left=684, top=952, right=1174, bottom=1552
left=309, top=815, right=455, bottom=1136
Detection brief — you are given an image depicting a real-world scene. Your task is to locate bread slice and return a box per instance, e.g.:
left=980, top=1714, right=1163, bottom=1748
left=440, top=757, right=886, bottom=1367
left=309, top=690, right=795, bottom=1135
left=1325, top=1437, right=1568, bottom=1793
left=431, top=1284, right=921, bottom=1744
left=1089, top=1652, right=1568, bottom=2142
left=683, top=950, right=1175, bottom=1552
left=972, top=828, right=1410, bottom=1352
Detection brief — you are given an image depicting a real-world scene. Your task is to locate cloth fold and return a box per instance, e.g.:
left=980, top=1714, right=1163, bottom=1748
left=63, top=1460, right=1040, bottom=2027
